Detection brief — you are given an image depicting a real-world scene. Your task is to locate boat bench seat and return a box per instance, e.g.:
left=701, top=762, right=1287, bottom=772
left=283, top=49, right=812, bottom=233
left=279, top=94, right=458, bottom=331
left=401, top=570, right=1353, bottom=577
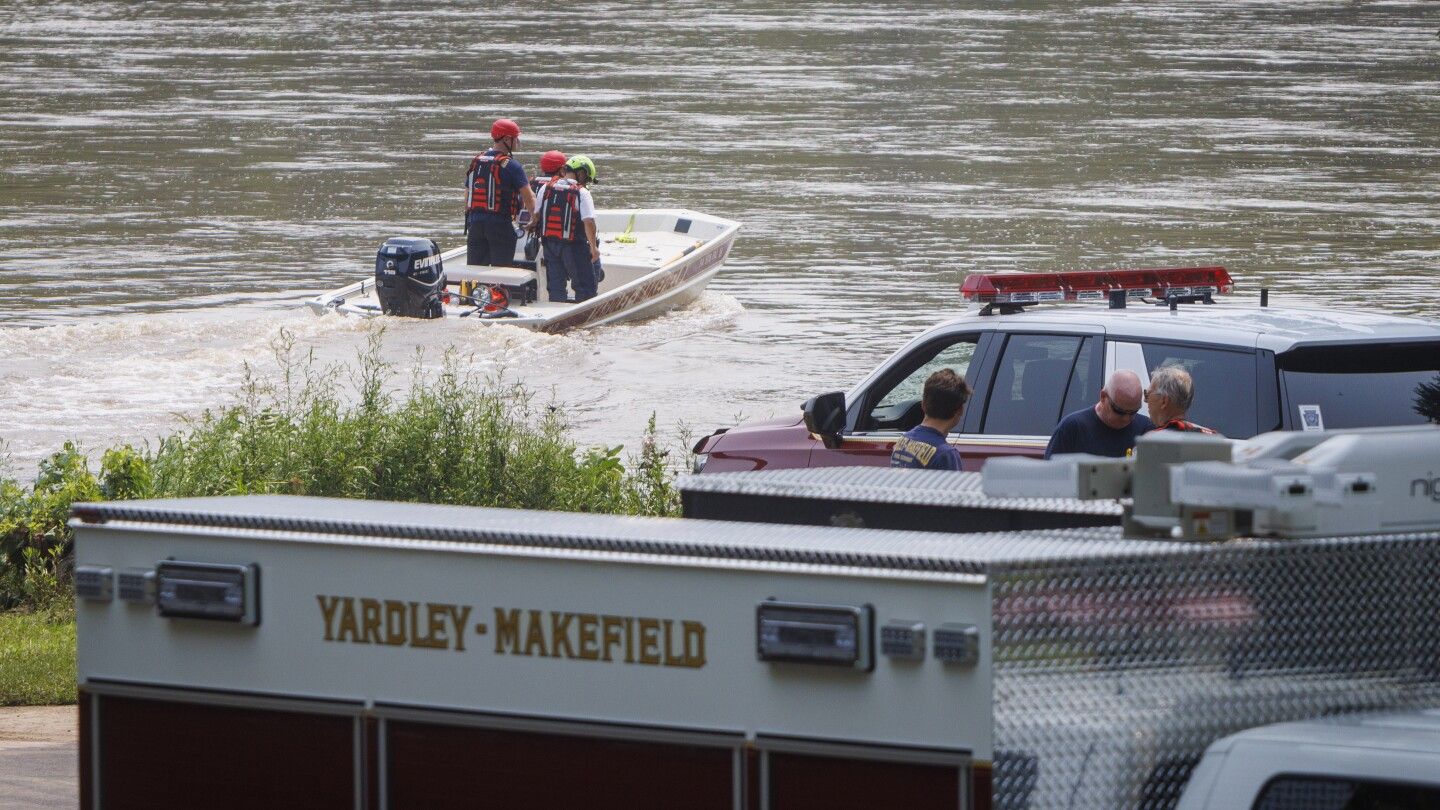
left=449, top=266, right=536, bottom=286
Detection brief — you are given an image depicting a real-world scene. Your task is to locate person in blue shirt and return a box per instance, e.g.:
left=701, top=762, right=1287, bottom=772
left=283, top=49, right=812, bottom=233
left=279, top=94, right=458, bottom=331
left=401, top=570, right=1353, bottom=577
left=465, top=118, right=535, bottom=268
left=890, top=369, right=971, bottom=470
left=1044, top=370, right=1155, bottom=458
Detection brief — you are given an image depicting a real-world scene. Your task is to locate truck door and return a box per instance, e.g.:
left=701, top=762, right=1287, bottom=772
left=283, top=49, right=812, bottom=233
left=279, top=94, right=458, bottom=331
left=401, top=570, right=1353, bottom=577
left=808, top=331, right=991, bottom=468
left=959, top=331, right=1103, bottom=468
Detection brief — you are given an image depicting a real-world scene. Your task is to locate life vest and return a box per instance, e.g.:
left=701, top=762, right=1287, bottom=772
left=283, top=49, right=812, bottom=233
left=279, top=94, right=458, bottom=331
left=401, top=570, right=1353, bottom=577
left=466, top=150, right=516, bottom=217
left=1153, top=419, right=1217, bottom=435
left=528, top=174, right=553, bottom=196
left=540, top=178, right=585, bottom=242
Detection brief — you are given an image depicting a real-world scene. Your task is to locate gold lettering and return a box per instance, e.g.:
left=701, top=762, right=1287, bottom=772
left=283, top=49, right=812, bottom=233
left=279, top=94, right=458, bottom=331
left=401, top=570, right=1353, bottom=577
left=360, top=599, right=382, bottom=644
left=323, top=597, right=700, bottom=667
left=317, top=595, right=341, bottom=641
left=337, top=598, right=359, bottom=643
left=681, top=621, right=707, bottom=668
left=915, top=441, right=935, bottom=465
left=638, top=618, right=661, bottom=665
left=384, top=600, right=408, bottom=646
left=549, top=612, right=575, bottom=658
left=577, top=613, right=600, bottom=660
left=663, top=619, right=683, bottom=666
left=524, top=609, right=548, bottom=657
left=447, top=604, right=472, bottom=652
left=601, top=615, right=624, bottom=662
left=411, top=603, right=448, bottom=650
left=495, top=607, right=521, bottom=654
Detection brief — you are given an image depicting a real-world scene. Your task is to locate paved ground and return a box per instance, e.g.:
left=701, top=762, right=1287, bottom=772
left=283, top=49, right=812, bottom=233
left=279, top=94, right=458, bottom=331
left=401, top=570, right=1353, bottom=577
left=0, top=706, right=76, bottom=810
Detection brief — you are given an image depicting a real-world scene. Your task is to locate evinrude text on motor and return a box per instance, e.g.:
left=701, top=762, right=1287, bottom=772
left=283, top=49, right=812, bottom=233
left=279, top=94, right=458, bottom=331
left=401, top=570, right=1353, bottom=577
left=375, top=236, right=445, bottom=319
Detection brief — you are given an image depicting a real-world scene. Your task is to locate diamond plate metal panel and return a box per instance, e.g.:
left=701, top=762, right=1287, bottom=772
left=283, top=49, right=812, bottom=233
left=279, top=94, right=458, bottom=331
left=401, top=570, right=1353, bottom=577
left=679, top=468, right=1122, bottom=515
left=989, top=534, right=1440, bottom=809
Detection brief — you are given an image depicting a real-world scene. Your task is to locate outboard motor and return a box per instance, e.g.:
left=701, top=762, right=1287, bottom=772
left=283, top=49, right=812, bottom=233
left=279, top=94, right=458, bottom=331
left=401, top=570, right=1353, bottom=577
left=375, top=237, right=445, bottom=318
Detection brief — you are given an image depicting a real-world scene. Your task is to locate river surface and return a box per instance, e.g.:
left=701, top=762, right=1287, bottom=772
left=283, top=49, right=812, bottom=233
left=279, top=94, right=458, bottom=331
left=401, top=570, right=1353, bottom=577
left=1, top=1, right=1437, bottom=474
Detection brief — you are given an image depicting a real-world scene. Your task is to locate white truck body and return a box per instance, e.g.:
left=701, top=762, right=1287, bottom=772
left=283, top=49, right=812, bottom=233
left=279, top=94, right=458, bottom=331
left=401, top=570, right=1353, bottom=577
left=71, top=494, right=1440, bottom=809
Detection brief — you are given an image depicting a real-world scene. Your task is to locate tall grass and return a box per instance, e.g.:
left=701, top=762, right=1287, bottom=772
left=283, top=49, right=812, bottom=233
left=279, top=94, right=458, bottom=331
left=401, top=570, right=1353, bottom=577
left=0, top=329, right=688, bottom=613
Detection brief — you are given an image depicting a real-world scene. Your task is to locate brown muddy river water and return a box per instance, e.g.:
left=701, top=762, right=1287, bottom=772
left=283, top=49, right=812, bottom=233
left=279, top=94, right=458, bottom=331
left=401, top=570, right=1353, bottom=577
left=1, top=1, right=1437, bottom=472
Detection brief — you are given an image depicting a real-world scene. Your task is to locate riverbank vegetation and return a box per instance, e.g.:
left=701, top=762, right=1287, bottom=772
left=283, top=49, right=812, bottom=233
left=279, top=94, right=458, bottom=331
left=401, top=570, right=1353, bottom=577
left=0, top=612, right=76, bottom=705
left=0, top=331, right=690, bottom=703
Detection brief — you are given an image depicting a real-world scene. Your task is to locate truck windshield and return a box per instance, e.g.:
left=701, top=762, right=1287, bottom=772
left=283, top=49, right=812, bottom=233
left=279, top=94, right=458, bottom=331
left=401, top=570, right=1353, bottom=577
left=1278, top=342, right=1440, bottom=429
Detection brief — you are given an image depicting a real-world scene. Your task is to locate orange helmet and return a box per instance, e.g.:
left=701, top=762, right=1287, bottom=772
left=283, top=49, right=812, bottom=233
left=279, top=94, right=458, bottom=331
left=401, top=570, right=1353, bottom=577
left=490, top=118, right=520, bottom=140
left=539, top=150, right=567, bottom=174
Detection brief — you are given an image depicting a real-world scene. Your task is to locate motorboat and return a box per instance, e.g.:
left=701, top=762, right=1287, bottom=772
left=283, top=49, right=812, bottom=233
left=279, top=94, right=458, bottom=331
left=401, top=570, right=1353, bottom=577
left=306, top=208, right=740, bottom=332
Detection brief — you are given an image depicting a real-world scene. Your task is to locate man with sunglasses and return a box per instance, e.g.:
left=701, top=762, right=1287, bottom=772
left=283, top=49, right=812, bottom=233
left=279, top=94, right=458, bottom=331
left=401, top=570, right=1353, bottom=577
left=1044, top=370, right=1154, bottom=459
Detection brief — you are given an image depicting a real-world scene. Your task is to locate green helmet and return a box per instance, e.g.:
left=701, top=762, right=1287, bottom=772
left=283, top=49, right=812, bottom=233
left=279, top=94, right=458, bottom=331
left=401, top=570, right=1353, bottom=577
left=565, top=155, right=597, bottom=184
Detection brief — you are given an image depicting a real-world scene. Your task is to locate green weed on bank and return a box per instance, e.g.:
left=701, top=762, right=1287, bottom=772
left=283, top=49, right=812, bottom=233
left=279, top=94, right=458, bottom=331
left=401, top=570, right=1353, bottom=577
left=0, top=612, right=76, bottom=705
left=142, top=331, right=685, bottom=514
left=0, top=328, right=689, bottom=616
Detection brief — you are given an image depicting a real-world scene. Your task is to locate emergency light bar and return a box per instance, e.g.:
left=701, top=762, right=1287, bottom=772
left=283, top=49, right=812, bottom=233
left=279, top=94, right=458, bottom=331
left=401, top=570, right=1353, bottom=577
left=960, top=267, right=1233, bottom=305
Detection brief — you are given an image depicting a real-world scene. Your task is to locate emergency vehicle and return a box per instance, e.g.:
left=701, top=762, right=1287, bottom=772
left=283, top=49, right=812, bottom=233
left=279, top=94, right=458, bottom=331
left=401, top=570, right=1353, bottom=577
left=70, top=426, right=1440, bottom=809
left=691, top=267, right=1440, bottom=472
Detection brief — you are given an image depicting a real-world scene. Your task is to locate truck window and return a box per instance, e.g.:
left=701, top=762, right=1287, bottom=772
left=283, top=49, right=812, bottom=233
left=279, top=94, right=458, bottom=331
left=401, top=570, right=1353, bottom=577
left=1253, top=775, right=1440, bottom=810
left=982, top=334, right=1087, bottom=436
left=862, top=336, right=980, bottom=432
left=1278, top=343, right=1440, bottom=430
left=1141, top=343, right=1258, bottom=437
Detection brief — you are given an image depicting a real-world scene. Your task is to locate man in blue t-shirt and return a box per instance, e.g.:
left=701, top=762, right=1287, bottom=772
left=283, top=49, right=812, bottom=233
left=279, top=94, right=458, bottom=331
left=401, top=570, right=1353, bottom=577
left=465, top=118, right=535, bottom=268
left=890, top=369, right=971, bottom=470
left=1044, top=370, right=1154, bottom=458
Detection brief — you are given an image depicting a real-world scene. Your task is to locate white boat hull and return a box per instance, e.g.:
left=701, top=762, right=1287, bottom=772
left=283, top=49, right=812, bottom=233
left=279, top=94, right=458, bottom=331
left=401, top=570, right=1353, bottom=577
left=307, top=208, right=740, bottom=333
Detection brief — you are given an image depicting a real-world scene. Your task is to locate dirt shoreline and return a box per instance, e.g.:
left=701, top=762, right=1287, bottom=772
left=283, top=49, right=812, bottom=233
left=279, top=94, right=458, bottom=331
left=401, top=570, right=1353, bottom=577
left=0, top=706, right=76, bottom=746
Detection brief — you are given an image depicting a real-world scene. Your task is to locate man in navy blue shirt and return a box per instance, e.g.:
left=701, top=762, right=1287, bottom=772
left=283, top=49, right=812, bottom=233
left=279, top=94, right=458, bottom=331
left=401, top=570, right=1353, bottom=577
left=465, top=118, right=535, bottom=268
left=1044, top=370, right=1154, bottom=458
left=890, top=369, right=971, bottom=470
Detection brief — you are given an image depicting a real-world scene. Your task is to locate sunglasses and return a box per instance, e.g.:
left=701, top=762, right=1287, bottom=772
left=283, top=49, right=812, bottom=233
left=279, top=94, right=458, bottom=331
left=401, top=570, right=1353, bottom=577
left=1105, top=392, right=1141, bottom=418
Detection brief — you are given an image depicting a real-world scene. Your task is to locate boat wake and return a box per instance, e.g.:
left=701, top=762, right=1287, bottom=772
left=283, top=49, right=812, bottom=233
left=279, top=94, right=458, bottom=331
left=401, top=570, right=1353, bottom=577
left=0, top=292, right=744, bottom=478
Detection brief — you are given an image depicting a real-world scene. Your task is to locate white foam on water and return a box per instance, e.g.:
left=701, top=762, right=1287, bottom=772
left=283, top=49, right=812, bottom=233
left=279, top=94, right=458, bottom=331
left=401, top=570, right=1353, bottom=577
left=586, top=290, right=744, bottom=351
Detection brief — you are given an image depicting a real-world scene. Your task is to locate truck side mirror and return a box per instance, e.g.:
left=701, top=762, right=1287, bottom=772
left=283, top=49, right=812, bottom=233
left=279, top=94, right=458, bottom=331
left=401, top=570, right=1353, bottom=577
left=803, top=392, right=846, bottom=449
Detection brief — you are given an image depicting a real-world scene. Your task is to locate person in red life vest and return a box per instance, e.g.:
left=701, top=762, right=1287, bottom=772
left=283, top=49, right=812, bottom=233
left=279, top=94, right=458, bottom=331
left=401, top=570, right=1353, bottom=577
left=530, top=150, right=567, bottom=197
left=1144, top=365, right=1219, bottom=435
left=535, top=155, right=600, bottom=303
left=890, top=369, right=971, bottom=470
left=520, top=150, right=567, bottom=262
left=465, top=118, right=535, bottom=267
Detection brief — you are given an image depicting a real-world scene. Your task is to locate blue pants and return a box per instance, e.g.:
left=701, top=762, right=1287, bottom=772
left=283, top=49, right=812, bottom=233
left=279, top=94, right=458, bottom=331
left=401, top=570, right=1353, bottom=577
left=466, top=214, right=518, bottom=266
left=543, top=238, right=597, bottom=302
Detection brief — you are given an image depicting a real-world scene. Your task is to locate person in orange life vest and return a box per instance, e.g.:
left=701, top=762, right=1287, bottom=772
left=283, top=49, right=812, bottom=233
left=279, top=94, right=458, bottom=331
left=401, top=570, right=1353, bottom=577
left=465, top=118, right=535, bottom=267
left=1144, top=365, right=1218, bottom=435
left=535, top=155, right=599, bottom=303
left=530, top=150, right=567, bottom=197
left=522, top=150, right=567, bottom=260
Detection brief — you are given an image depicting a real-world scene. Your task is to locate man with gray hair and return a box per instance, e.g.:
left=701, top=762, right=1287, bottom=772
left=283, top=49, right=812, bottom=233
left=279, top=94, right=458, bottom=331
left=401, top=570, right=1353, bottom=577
left=1144, top=365, right=1218, bottom=435
left=1045, top=369, right=1155, bottom=458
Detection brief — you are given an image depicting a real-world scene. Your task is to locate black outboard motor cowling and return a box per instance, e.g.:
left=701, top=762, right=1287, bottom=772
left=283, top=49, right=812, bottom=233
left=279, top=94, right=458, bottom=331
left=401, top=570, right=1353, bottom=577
left=375, top=237, right=445, bottom=318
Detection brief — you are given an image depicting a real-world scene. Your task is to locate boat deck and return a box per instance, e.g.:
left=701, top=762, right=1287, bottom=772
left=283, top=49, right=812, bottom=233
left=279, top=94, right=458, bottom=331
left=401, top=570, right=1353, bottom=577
left=306, top=208, right=739, bottom=330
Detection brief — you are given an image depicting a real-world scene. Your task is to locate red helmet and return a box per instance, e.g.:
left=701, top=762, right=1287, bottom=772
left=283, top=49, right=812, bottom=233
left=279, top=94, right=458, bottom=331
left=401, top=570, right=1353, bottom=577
left=490, top=118, right=521, bottom=140
left=539, top=150, right=567, bottom=174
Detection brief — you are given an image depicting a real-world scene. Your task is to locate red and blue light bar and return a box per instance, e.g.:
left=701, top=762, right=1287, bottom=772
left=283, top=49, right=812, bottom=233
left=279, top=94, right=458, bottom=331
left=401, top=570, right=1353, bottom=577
left=960, top=267, right=1233, bottom=305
